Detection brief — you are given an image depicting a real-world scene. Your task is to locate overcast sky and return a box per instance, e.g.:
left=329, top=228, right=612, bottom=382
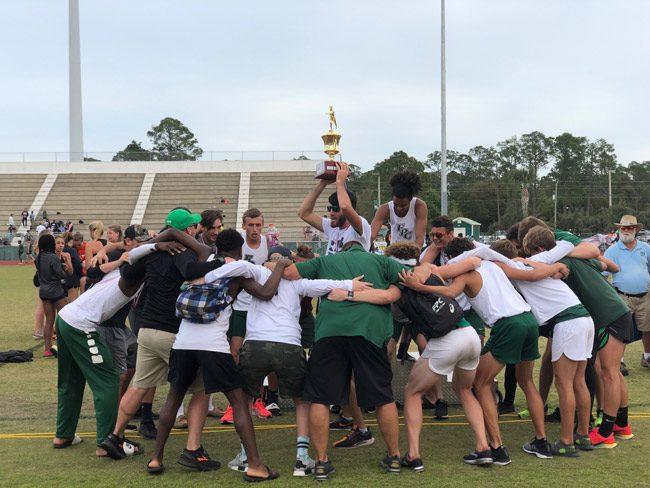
left=1, top=0, right=649, bottom=170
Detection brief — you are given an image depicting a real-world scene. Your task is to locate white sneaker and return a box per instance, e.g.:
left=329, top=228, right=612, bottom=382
left=227, top=451, right=248, bottom=472
left=293, top=457, right=316, bottom=476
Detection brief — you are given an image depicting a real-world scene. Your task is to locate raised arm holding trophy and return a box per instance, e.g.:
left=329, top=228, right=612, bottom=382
left=315, top=105, right=341, bottom=180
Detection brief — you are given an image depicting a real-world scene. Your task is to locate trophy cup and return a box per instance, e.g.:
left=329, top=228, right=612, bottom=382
left=315, top=106, right=341, bottom=180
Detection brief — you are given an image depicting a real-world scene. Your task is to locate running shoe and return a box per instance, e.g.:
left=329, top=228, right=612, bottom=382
left=641, top=355, right=650, bottom=369
left=518, top=409, right=530, bottom=419
left=220, top=405, right=234, bottom=424
left=593, top=411, right=603, bottom=427
left=401, top=455, right=425, bottom=472
left=550, top=440, right=579, bottom=458
left=463, top=449, right=493, bottom=466
left=252, top=398, right=273, bottom=419
left=381, top=454, right=401, bottom=474
left=138, top=421, right=157, bottom=440
left=573, top=434, right=594, bottom=451
left=589, top=430, right=617, bottom=449
left=613, top=423, right=634, bottom=440
left=434, top=399, right=449, bottom=420
left=329, top=415, right=353, bottom=430
left=544, top=406, right=562, bottom=423
left=174, top=415, right=188, bottom=429
left=178, top=445, right=221, bottom=471
left=43, top=350, right=55, bottom=358
left=522, top=438, right=553, bottom=459
left=227, top=451, right=248, bottom=472
left=620, top=361, right=629, bottom=376
left=293, top=457, right=315, bottom=476
left=265, top=402, right=282, bottom=417
left=314, top=460, right=335, bottom=481
left=332, top=427, right=375, bottom=448
left=490, top=445, right=512, bottom=466
left=498, top=402, right=515, bottom=415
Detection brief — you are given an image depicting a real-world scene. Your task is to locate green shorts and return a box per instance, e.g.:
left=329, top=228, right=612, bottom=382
left=482, top=311, right=540, bottom=365
left=463, top=308, right=486, bottom=338
left=227, top=310, right=248, bottom=339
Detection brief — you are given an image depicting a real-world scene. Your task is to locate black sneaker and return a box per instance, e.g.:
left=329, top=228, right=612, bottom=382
left=550, top=440, right=579, bottom=458
left=400, top=455, right=424, bottom=472
left=138, top=421, right=158, bottom=440
left=497, top=402, right=515, bottom=415
left=522, top=438, right=553, bottom=459
left=463, top=449, right=493, bottom=466
left=544, top=407, right=562, bottom=423
left=381, top=454, right=401, bottom=474
left=329, top=415, right=353, bottom=430
left=98, top=433, right=127, bottom=460
left=265, top=402, right=282, bottom=417
left=178, top=446, right=221, bottom=471
left=434, top=399, right=449, bottom=420
left=314, top=460, right=335, bottom=481
left=332, top=427, right=375, bottom=448
left=620, top=361, right=629, bottom=376
left=490, top=445, right=512, bottom=466
left=329, top=404, right=341, bottom=414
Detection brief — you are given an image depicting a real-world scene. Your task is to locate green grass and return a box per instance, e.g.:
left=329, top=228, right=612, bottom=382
left=1, top=264, right=649, bottom=487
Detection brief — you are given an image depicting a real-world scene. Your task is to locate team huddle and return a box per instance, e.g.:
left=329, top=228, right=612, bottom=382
left=47, top=163, right=643, bottom=482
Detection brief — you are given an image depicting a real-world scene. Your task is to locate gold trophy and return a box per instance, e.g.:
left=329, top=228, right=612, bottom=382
left=315, top=105, right=341, bottom=180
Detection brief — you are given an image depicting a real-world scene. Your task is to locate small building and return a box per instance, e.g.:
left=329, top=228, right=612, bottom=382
left=453, top=217, right=481, bottom=241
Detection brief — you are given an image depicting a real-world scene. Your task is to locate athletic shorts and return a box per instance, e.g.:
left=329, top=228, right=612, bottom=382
left=619, top=293, right=650, bottom=332
left=228, top=310, right=247, bottom=339
left=421, top=326, right=481, bottom=376
left=168, top=349, right=241, bottom=395
left=96, top=327, right=129, bottom=375
left=132, top=327, right=176, bottom=388
left=239, top=340, right=307, bottom=398
left=482, top=312, right=540, bottom=365
left=463, top=308, right=486, bottom=338
left=605, top=311, right=635, bottom=345
left=551, top=316, right=594, bottom=362
left=125, top=327, right=137, bottom=370
left=303, top=336, right=393, bottom=409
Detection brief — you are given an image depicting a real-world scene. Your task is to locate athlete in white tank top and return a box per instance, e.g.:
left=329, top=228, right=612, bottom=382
left=388, top=198, right=417, bottom=243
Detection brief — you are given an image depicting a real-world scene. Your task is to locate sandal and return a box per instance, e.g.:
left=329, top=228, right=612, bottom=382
left=53, top=435, right=83, bottom=449
left=147, top=459, right=165, bottom=475
left=243, top=465, right=279, bottom=482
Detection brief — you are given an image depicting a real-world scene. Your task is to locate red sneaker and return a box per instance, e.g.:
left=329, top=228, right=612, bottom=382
left=589, top=429, right=617, bottom=448
left=252, top=398, right=272, bottom=418
left=43, top=350, right=55, bottom=358
left=613, top=423, right=634, bottom=440
left=220, top=405, right=234, bottom=424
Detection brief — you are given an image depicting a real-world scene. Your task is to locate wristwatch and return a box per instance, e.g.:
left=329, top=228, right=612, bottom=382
left=347, top=290, right=354, bottom=301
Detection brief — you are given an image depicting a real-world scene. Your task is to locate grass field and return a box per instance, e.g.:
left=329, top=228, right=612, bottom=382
left=1, top=264, right=649, bottom=487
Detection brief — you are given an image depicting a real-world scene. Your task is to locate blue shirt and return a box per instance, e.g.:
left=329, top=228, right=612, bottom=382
left=604, top=239, right=650, bottom=294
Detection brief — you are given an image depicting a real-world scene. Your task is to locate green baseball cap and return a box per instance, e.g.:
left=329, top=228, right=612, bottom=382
left=165, top=208, right=201, bottom=230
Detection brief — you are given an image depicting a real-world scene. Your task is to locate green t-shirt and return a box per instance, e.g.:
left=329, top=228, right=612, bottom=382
left=559, top=257, right=629, bottom=328
left=295, top=244, right=405, bottom=348
left=554, top=229, right=582, bottom=246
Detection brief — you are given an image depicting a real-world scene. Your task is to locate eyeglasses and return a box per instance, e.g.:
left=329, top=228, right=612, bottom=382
left=327, top=205, right=340, bottom=212
left=620, top=226, right=637, bottom=231
left=431, top=232, right=446, bottom=239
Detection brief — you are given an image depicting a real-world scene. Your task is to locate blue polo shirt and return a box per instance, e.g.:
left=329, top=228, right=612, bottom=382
left=604, top=239, right=650, bottom=295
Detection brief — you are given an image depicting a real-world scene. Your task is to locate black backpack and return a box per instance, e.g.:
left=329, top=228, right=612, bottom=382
left=399, top=274, right=463, bottom=339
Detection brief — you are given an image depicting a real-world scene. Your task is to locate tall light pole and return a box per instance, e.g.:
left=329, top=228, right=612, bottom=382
left=554, top=179, right=558, bottom=228
left=440, top=0, right=448, bottom=215
left=69, top=0, right=84, bottom=162
left=608, top=170, right=613, bottom=208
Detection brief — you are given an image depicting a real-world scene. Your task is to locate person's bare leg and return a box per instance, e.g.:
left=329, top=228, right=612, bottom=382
left=119, top=369, right=135, bottom=401
left=594, top=355, right=604, bottom=412
left=114, top=387, right=150, bottom=437
left=453, top=367, right=489, bottom=452
left=33, top=297, right=44, bottom=336
left=310, top=403, right=330, bottom=461
left=185, top=391, right=209, bottom=451
left=346, top=381, right=367, bottom=429
left=148, top=387, right=186, bottom=470
left=574, top=361, right=590, bottom=436
left=375, top=401, right=399, bottom=457
left=295, top=398, right=310, bottom=438
left=539, top=339, right=554, bottom=405
left=473, top=352, right=505, bottom=447
left=404, top=358, right=439, bottom=459
left=642, top=331, right=650, bottom=355
left=226, top=388, right=275, bottom=479
left=515, top=360, right=546, bottom=440
left=42, top=301, right=55, bottom=352
left=599, top=337, right=625, bottom=416
left=552, top=355, right=578, bottom=445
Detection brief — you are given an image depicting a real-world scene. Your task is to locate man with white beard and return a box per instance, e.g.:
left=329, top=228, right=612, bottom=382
left=604, top=215, right=650, bottom=369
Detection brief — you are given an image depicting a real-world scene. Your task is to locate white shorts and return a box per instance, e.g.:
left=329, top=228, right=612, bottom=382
left=551, top=316, right=594, bottom=362
left=421, top=326, right=481, bottom=376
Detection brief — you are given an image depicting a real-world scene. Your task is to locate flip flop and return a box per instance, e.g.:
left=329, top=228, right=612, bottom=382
left=147, top=460, right=165, bottom=475
left=53, top=435, right=83, bottom=449
left=243, top=465, right=279, bottom=483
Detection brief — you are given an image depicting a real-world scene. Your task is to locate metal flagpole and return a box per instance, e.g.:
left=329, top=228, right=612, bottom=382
left=69, top=0, right=84, bottom=162
left=440, top=0, right=448, bottom=215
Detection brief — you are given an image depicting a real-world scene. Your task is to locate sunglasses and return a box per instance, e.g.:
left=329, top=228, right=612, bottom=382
left=327, top=205, right=340, bottom=212
left=620, top=226, right=637, bottom=231
left=431, top=232, right=446, bottom=239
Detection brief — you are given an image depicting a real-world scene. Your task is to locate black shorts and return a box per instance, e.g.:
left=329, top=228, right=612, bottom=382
left=239, top=341, right=307, bottom=398
left=168, top=349, right=242, bottom=395
left=606, top=312, right=635, bottom=345
left=302, top=336, right=394, bottom=409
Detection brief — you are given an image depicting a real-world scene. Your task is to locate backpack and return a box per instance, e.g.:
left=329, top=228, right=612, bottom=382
left=175, top=278, right=232, bottom=324
left=399, top=274, right=463, bottom=339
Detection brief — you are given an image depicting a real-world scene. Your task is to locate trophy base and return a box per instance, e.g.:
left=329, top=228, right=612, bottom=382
left=315, top=160, right=338, bottom=180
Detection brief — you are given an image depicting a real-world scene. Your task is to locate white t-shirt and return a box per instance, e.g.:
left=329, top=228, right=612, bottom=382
left=205, top=260, right=353, bottom=346
left=322, top=216, right=371, bottom=255
left=388, top=198, right=417, bottom=243
left=233, top=234, right=269, bottom=311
